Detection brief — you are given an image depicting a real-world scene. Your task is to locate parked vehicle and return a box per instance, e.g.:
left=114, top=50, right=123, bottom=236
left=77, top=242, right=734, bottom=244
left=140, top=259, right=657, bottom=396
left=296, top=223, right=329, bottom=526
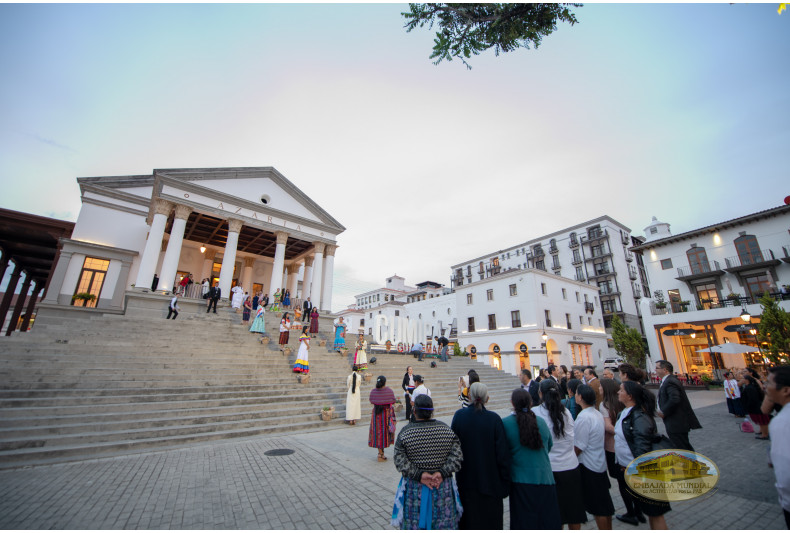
left=602, top=357, right=624, bottom=369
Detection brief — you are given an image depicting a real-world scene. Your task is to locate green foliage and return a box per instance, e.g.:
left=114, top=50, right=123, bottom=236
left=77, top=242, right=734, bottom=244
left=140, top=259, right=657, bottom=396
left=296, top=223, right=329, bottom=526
left=757, top=293, right=790, bottom=365
left=453, top=342, right=465, bottom=357
left=610, top=315, right=646, bottom=369
left=402, top=3, right=581, bottom=68
left=71, top=292, right=96, bottom=303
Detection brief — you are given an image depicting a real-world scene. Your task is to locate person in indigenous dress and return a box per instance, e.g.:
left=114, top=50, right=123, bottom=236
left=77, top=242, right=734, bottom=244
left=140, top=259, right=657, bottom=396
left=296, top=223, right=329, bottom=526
left=249, top=304, right=266, bottom=335
left=310, top=308, right=320, bottom=336
left=273, top=289, right=281, bottom=306
left=278, top=313, right=291, bottom=351
left=291, top=307, right=303, bottom=331
left=346, top=365, right=362, bottom=425
left=334, top=317, right=346, bottom=351
left=283, top=290, right=291, bottom=309
left=369, top=376, right=397, bottom=461
left=242, top=294, right=252, bottom=325
left=293, top=326, right=310, bottom=373
left=392, top=395, right=464, bottom=530
left=355, top=332, right=368, bottom=371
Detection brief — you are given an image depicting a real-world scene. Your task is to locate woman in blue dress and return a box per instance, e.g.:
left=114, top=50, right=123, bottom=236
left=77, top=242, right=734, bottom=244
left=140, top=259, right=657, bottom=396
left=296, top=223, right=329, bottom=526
left=249, top=305, right=266, bottom=335
left=283, top=290, right=291, bottom=309
left=334, top=317, right=346, bottom=351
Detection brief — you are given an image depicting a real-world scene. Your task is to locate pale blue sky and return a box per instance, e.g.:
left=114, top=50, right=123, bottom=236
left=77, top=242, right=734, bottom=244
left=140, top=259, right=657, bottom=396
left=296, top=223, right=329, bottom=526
left=1, top=3, right=788, bottom=309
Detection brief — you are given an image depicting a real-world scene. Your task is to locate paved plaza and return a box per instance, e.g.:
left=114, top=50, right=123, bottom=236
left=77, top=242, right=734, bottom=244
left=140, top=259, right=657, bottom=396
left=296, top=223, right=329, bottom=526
left=0, top=390, right=784, bottom=530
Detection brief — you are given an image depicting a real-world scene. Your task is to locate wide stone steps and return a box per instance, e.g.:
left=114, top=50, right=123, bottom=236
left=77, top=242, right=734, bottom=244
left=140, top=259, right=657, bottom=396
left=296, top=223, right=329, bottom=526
left=0, top=310, right=521, bottom=468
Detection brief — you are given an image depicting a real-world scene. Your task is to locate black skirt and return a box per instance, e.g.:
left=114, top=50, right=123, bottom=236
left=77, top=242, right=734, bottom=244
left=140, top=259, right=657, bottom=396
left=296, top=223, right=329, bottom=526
left=509, top=482, right=562, bottom=530
left=579, top=463, right=615, bottom=517
left=553, top=466, right=588, bottom=525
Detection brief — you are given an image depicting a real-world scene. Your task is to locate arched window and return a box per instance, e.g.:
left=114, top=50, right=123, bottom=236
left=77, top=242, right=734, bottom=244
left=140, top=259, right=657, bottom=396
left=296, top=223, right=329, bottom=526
left=686, top=245, right=710, bottom=275
left=734, top=234, right=763, bottom=265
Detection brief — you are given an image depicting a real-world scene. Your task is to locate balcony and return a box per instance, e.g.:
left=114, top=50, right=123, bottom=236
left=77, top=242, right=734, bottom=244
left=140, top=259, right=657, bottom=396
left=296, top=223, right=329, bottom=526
left=583, top=229, right=609, bottom=243
left=625, top=251, right=634, bottom=262
left=549, top=245, right=559, bottom=254
left=676, top=260, right=724, bottom=282
left=584, top=302, right=595, bottom=314
left=571, top=256, right=583, bottom=266
left=575, top=275, right=587, bottom=282
left=783, top=246, right=790, bottom=264
left=628, top=266, right=638, bottom=280
left=724, top=249, right=781, bottom=273
left=621, top=233, right=630, bottom=245
left=586, top=250, right=612, bottom=261
left=569, top=239, right=580, bottom=249
left=599, top=286, right=620, bottom=296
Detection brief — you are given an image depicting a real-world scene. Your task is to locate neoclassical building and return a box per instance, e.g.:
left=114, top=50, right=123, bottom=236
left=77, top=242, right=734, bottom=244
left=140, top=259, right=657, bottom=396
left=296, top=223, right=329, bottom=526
left=40, top=167, right=344, bottom=316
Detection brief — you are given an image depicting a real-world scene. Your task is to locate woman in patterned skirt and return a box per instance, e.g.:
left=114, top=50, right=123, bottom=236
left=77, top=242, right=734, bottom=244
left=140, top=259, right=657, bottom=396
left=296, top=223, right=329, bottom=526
left=291, top=307, right=302, bottom=332
left=278, top=312, right=291, bottom=351
left=369, top=376, right=397, bottom=461
left=392, top=395, right=464, bottom=530
left=293, top=326, right=310, bottom=374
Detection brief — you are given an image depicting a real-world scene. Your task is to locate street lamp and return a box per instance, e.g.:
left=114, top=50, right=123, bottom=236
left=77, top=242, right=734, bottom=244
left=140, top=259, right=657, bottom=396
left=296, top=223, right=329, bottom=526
left=740, top=307, right=751, bottom=322
left=200, top=244, right=207, bottom=254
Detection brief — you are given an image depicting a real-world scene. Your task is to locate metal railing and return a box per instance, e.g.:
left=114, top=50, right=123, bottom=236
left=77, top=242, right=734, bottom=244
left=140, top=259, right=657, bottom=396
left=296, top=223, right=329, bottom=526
left=676, top=260, right=721, bottom=278
left=724, top=249, right=775, bottom=269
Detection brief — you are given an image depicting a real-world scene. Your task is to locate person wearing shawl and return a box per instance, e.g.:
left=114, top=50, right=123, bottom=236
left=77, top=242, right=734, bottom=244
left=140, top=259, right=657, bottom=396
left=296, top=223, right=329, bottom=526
left=249, top=304, right=266, bottom=335
left=392, top=395, right=464, bottom=530
left=293, top=326, right=310, bottom=373
left=346, top=365, right=362, bottom=425
left=369, top=376, right=397, bottom=462
left=291, top=307, right=303, bottom=331
left=310, top=308, right=320, bottom=336
left=334, top=317, right=346, bottom=351
left=278, top=313, right=291, bottom=351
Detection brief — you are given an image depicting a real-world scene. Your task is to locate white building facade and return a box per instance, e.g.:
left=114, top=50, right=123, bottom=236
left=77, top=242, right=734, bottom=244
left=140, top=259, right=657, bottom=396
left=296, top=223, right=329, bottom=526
left=40, top=167, right=345, bottom=316
left=455, top=268, right=609, bottom=377
left=633, top=205, right=790, bottom=376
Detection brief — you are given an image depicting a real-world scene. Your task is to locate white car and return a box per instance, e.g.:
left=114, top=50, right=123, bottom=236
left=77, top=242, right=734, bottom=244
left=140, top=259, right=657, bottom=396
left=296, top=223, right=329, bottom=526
left=603, top=357, right=624, bottom=370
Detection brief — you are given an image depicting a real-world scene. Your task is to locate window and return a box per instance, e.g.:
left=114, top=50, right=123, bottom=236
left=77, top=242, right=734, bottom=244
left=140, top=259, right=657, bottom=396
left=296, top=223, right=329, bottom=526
left=541, top=283, right=547, bottom=295
left=686, top=246, right=710, bottom=275
left=566, top=313, right=572, bottom=329
left=535, top=259, right=545, bottom=271
left=591, top=244, right=607, bottom=257
left=468, top=317, right=475, bottom=332
left=575, top=266, right=584, bottom=281
left=744, top=273, right=771, bottom=300
left=734, top=234, right=763, bottom=264
left=660, top=258, right=673, bottom=270
left=467, top=265, right=471, bottom=276
left=395, top=310, right=400, bottom=316
left=695, top=282, right=719, bottom=309
left=570, top=232, right=578, bottom=245
left=552, top=256, right=561, bottom=269
left=511, top=310, right=521, bottom=328
left=588, top=317, right=592, bottom=326
left=509, top=284, right=517, bottom=296
left=466, top=293, right=473, bottom=305
left=488, top=314, right=497, bottom=330
left=575, top=291, right=580, bottom=302
left=650, top=227, right=658, bottom=234
left=73, top=257, right=110, bottom=307
left=562, top=288, right=567, bottom=300
left=544, top=310, right=551, bottom=327
left=579, top=316, right=584, bottom=325
left=486, top=289, right=494, bottom=301
left=572, top=250, right=581, bottom=263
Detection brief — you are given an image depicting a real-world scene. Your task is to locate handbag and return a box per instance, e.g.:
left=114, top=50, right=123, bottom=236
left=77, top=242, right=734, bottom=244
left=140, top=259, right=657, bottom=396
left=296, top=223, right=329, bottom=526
left=740, top=419, right=755, bottom=433
left=387, top=406, right=397, bottom=435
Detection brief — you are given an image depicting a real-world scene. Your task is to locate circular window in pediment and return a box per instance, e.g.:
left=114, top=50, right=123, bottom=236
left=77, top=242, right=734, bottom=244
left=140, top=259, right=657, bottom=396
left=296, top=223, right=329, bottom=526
left=260, top=194, right=271, bottom=205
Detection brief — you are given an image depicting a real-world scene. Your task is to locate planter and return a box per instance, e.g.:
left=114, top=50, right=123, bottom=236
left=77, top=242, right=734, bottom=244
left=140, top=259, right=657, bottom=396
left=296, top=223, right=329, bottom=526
left=319, top=340, right=327, bottom=347
left=283, top=347, right=292, bottom=357
left=394, top=403, right=403, bottom=413
left=363, top=373, right=373, bottom=383
left=321, top=407, right=334, bottom=421
left=339, top=348, right=348, bottom=357
left=298, top=374, right=311, bottom=384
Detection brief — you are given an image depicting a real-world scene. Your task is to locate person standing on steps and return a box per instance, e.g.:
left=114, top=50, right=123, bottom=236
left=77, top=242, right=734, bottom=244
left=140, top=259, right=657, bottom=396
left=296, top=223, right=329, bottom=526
left=166, top=292, right=179, bottom=320
left=293, top=326, right=310, bottom=374
left=346, top=365, right=362, bottom=426
left=309, top=308, right=320, bottom=337
left=278, top=312, right=291, bottom=351
left=303, top=297, right=313, bottom=325
left=435, top=334, right=449, bottom=362
left=206, top=283, right=220, bottom=313
left=401, top=366, right=416, bottom=421
left=355, top=330, right=368, bottom=371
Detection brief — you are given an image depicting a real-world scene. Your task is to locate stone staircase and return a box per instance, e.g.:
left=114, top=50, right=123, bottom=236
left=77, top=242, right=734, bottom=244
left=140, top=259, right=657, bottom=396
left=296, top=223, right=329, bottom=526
left=0, top=303, right=522, bottom=469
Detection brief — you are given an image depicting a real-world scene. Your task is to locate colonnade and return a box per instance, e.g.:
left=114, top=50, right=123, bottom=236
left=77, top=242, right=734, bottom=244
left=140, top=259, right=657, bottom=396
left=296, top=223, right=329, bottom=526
left=0, top=253, right=43, bottom=336
left=133, top=200, right=337, bottom=310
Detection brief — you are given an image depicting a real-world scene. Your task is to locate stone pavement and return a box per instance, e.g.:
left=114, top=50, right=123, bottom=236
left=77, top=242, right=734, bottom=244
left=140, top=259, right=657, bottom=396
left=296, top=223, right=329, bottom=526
left=0, top=390, right=785, bottom=529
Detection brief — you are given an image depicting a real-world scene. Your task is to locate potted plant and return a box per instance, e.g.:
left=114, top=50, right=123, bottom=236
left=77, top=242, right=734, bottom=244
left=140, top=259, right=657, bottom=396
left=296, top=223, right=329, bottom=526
left=653, top=290, right=667, bottom=310
left=728, top=292, right=741, bottom=305
left=363, top=372, right=373, bottom=382
left=298, top=373, right=310, bottom=384
left=679, top=300, right=690, bottom=312
left=71, top=292, right=96, bottom=306
left=393, top=398, right=403, bottom=413
left=321, top=406, right=334, bottom=421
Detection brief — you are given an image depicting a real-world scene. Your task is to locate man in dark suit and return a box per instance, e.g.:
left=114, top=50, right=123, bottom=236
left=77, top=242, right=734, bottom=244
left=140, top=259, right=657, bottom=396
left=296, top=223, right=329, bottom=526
left=303, top=297, right=312, bottom=323
left=655, top=359, right=701, bottom=451
left=206, top=284, right=221, bottom=314
left=520, top=369, right=540, bottom=406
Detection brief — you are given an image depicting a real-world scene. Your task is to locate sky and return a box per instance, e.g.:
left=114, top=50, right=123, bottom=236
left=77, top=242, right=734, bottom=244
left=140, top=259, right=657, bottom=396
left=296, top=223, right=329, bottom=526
left=1, top=3, right=788, bottom=311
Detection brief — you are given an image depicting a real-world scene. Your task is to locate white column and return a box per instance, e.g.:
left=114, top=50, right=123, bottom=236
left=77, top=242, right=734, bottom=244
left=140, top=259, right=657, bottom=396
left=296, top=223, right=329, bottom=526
left=158, top=204, right=192, bottom=293
left=218, top=219, right=243, bottom=299
left=134, top=199, right=172, bottom=289
left=200, top=249, right=217, bottom=281
left=310, top=242, right=325, bottom=310
left=287, top=263, right=299, bottom=300
left=302, top=257, right=314, bottom=302
left=321, top=244, right=336, bottom=312
left=242, top=257, right=255, bottom=293
left=268, top=231, right=288, bottom=298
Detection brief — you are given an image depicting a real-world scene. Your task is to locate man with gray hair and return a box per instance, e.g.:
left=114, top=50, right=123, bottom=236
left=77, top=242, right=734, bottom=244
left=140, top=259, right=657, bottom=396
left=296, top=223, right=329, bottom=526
left=451, top=382, right=511, bottom=529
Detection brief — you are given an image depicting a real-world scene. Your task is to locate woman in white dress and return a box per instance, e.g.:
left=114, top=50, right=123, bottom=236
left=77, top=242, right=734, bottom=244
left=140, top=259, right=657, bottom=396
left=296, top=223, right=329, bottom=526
left=355, top=331, right=368, bottom=371
left=346, top=365, right=362, bottom=425
left=231, top=285, right=244, bottom=311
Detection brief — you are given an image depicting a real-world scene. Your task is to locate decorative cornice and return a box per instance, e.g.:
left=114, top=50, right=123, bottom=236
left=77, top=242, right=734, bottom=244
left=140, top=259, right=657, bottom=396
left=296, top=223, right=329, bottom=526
left=80, top=197, right=148, bottom=218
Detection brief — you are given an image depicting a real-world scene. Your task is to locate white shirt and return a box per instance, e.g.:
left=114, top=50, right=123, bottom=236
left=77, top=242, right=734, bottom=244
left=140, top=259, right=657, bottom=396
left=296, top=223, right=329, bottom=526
left=536, top=404, right=579, bottom=472
left=724, top=379, right=741, bottom=399
left=769, top=404, right=790, bottom=511
left=574, top=406, right=607, bottom=473
left=614, top=406, right=635, bottom=467
left=169, top=296, right=179, bottom=309
left=411, top=384, right=431, bottom=402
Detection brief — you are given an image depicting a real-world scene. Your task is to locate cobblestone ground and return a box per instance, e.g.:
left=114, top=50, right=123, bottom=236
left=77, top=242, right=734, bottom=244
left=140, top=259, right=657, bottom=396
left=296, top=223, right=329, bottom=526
left=0, top=391, right=784, bottom=529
